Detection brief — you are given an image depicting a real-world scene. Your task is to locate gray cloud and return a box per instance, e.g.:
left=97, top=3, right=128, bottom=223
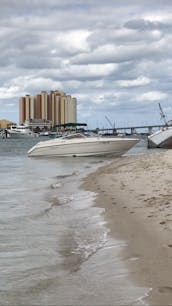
left=124, top=19, right=171, bottom=31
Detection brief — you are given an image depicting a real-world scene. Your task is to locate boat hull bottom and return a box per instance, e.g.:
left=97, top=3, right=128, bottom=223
left=35, top=151, right=126, bottom=157
left=148, top=136, right=172, bottom=149
left=29, top=150, right=130, bottom=158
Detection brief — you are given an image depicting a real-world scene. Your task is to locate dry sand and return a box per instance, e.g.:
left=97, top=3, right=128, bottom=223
left=82, top=150, right=172, bottom=305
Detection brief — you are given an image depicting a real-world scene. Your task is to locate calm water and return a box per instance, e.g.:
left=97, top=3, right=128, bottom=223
left=0, top=137, right=156, bottom=305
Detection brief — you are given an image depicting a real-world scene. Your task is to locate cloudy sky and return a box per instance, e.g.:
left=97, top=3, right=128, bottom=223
left=1, top=0, right=172, bottom=128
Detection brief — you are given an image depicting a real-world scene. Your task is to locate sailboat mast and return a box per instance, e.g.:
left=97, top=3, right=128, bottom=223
left=158, top=103, right=168, bottom=126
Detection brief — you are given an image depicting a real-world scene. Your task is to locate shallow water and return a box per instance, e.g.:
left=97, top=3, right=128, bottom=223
left=0, top=137, right=157, bottom=305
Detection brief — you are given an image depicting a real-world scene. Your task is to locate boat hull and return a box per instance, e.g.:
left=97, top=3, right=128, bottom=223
left=28, top=137, right=139, bottom=157
left=148, top=128, right=172, bottom=148
left=7, top=132, right=34, bottom=139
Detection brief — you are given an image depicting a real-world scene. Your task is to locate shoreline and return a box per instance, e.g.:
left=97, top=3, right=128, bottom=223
left=82, top=151, right=172, bottom=305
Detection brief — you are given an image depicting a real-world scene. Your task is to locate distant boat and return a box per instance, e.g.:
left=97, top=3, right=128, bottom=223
left=38, top=131, right=50, bottom=136
left=6, top=125, right=35, bottom=138
left=28, top=132, right=139, bottom=157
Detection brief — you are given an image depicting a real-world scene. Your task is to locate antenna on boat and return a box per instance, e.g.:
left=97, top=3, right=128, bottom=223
left=158, top=103, right=168, bottom=126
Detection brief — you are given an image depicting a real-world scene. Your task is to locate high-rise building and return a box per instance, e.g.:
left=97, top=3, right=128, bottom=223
left=19, top=90, right=77, bottom=127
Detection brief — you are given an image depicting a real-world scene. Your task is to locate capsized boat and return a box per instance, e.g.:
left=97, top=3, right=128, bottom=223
left=27, top=133, right=139, bottom=157
left=147, top=126, right=172, bottom=148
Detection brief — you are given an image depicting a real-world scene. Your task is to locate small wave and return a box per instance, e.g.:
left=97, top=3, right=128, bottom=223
left=50, top=183, right=62, bottom=189
left=56, top=171, right=77, bottom=180
left=41, top=195, right=74, bottom=215
left=58, top=195, right=74, bottom=205
left=67, top=232, right=109, bottom=272
left=74, top=240, right=106, bottom=262
left=44, top=197, right=63, bottom=213
left=133, top=288, right=152, bottom=305
left=89, top=160, right=104, bottom=164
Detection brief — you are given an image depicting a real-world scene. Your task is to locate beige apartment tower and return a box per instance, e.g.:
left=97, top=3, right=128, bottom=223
left=19, top=90, right=77, bottom=126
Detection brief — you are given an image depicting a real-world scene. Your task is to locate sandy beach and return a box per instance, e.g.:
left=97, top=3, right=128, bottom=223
left=82, top=150, right=172, bottom=305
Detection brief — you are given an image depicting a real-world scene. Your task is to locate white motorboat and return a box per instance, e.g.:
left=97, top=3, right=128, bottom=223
left=7, top=125, right=35, bottom=138
left=148, top=126, right=172, bottom=148
left=27, top=133, right=139, bottom=157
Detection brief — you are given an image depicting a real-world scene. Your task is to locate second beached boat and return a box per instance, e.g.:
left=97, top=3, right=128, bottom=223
left=148, top=103, right=172, bottom=148
left=148, top=126, right=172, bottom=148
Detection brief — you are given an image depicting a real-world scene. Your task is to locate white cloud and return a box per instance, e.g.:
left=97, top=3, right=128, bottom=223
left=54, top=30, right=91, bottom=53
left=117, top=76, right=151, bottom=87
left=144, top=13, right=170, bottom=22
left=0, top=86, right=21, bottom=99
left=61, top=63, right=118, bottom=80
left=137, top=91, right=168, bottom=102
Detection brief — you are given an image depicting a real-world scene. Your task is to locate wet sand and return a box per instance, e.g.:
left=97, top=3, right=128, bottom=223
left=82, top=150, right=172, bottom=305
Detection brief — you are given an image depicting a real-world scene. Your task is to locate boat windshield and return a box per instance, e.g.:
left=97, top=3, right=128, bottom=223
left=9, top=126, right=29, bottom=130
left=62, top=133, right=87, bottom=140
